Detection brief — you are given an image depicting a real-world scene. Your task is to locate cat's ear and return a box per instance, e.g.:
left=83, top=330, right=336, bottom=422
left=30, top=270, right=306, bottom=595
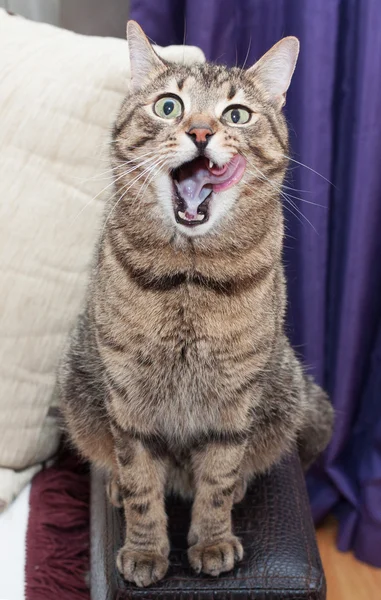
left=126, top=21, right=166, bottom=92
left=247, top=37, right=299, bottom=109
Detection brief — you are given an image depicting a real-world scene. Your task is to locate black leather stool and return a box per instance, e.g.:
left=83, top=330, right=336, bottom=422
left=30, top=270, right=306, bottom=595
left=91, top=452, right=326, bottom=599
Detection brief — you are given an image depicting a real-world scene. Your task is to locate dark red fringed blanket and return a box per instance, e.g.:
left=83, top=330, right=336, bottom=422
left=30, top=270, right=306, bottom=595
left=25, top=451, right=90, bottom=600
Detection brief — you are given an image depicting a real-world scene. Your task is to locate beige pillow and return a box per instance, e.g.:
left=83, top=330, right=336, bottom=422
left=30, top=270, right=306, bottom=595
left=0, top=9, right=205, bottom=510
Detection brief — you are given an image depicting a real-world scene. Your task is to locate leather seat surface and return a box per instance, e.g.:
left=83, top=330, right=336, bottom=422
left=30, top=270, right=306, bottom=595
left=91, top=452, right=326, bottom=599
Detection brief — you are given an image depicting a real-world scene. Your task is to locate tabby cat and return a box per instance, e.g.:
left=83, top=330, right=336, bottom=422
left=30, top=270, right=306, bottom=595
left=59, top=21, right=334, bottom=587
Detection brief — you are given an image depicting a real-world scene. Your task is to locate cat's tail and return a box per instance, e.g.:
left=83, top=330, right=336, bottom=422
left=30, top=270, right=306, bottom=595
left=297, top=377, right=334, bottom=470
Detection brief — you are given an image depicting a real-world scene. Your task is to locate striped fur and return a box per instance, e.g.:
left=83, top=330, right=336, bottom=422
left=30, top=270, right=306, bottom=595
left=58, top=27, right=333, bottom=587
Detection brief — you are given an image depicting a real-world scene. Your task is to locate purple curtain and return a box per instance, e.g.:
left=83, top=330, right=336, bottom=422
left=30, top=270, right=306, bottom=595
left=130, top=0, right=381, bottom=567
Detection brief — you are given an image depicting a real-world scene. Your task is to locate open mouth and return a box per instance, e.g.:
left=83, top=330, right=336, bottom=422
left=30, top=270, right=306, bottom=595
left=171, top=154, right=247, bottom=227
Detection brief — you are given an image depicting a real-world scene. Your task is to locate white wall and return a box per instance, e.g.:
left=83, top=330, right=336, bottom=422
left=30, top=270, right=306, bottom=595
left=0, top=0, right=129, bottom=36
left=1, top=0, right=60, bottom=25
left=61, top=0, right=130, bottom=38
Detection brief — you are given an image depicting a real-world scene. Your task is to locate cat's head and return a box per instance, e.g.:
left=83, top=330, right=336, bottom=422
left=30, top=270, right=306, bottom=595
left=111, top=21, right=299, bottom=239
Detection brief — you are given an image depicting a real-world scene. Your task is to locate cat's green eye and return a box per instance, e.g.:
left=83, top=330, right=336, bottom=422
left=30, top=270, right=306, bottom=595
left=222, top=106, right=251, bottom=125
left=154, top=96, right=183, bottom=120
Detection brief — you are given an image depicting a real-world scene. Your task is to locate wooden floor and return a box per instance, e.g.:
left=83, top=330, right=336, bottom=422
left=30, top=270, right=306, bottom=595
left=316, top=517, right=381, bottom=600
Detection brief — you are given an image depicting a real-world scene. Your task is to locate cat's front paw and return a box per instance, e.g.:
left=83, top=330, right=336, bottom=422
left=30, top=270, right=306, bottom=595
left=188, top=535, right=243, bottom=576
left=117, top=548, right=169, bottom=587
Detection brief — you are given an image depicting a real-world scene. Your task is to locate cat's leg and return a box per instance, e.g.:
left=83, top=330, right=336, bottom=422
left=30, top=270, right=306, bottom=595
left=187, top=442, right=245, bottom=576
left=59, top=359, right=116, bottom=476
left=62, top=391, right=122, bottom=505
left=239, top=342, right=333, bottom=479
left=297, top=377, right=334, bottom=470
left=59, top=315, right=119, bottom=492
left=239, top=377, right=333, bottom=491
left=112, top=424, right=170, bottom=588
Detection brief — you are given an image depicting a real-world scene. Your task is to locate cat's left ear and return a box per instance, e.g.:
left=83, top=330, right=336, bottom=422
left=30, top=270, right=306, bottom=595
left=247, top=37, right=299, bottom=109
left=127, top=21, right=166, bottom=92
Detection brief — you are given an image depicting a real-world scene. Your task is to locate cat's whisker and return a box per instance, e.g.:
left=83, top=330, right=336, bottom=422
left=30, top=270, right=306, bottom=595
left=71, top=155, right=159, bottom=222
left=72, top=149, right=158, bottom=184
left=127, top=163, right=167, bottom=220
left=249, top=173, right=325, bottom=209
left=128, top=157, right=167, bottom=206
left=112, top=149, right=158, bottom=167
left=285, top=195, right=326, bottom=209
left=137, top=159, right=167, bottom=201
left=279, top=153, right=335, bottom=187
left=285, top=197, right=318, bottom=232
left=102, top=158, right=166, bottom=234
left=280, top=199, right=307, bottom=229
left=100, top=173, right=135, bottom=213
left=246, top=171, right=310, bottom=230
left=282, top=185, right=312, bottom=194
left=282, top=183, right=312, bottom=194
left=113, top=147, right=158, bottom=162
left=107, top=157, right=164, bottom=209
left=251, top=173, right=326, bottom=208
left=244, top=180, right=295, bottom=235
left=74, top=161, right=154, bottom=221
left=93, top=138, right=117, bottom=150
left=245, top=166, right=318, bottom=233
left=107, top=159, right=167, bottom=226
left=182, top=16, right=187, bottom=64
left=241, top=36, right=252, bottom=71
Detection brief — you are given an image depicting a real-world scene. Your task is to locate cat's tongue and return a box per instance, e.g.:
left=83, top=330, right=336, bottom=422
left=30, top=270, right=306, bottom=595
left=174, top=155, right=246, bottom=220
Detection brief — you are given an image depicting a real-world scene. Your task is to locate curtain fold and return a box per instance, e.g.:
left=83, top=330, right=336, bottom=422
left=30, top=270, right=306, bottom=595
left=130, top=0, right=381, bottom=567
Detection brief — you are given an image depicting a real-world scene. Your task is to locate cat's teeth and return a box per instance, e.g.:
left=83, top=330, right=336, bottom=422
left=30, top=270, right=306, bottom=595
left=209, top=160, right=214, bottom=169
left=178, top=211, right=205, bottom=222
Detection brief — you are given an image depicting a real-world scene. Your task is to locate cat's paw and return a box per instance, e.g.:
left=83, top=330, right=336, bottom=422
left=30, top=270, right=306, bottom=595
left=117, top=548, right=169, bottom=587
left=188, top=535, right=243, bottom=576
left=106, top=478, right=123, bottom=508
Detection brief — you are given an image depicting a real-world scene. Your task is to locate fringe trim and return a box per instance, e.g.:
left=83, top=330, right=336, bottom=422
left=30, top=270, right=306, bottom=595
left=25, top=450, right=90, bottom=600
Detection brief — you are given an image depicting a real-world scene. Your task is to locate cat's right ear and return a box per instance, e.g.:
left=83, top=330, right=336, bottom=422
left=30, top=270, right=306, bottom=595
left=247, top=37, right=299, bottom=109
left=127, top=21, right=166, bottom=92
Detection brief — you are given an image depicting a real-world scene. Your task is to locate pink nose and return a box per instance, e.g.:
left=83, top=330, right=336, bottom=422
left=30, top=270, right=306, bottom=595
left=187, top=126, right=214, bottom=144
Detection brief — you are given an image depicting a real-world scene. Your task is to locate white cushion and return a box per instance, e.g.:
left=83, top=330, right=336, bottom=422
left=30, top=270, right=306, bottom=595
left=0, top=9, right=205, bottom=510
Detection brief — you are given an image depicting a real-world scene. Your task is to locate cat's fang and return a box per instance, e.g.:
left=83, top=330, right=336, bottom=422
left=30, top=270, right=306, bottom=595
left=173, top=154, right=246, bottom=205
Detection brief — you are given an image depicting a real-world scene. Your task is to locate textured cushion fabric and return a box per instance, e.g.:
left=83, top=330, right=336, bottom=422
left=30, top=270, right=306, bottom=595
left=0, top=9, right=205, bottom=510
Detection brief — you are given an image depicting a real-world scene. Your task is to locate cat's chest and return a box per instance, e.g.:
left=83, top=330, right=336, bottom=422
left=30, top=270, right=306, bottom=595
left=134, top=297, right=228, bottom=379
left=103, top=289, right=261, bottom=440
left=105, top=283, right=264, bottom=394
left=118, top=339, right=250, bottom=441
